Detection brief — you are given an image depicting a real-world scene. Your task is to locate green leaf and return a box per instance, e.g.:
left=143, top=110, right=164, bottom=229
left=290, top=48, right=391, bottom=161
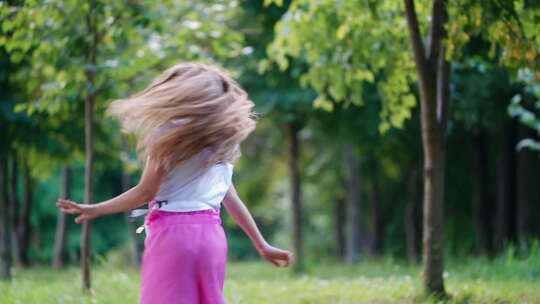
left=336, top=24, right=349, bottom=40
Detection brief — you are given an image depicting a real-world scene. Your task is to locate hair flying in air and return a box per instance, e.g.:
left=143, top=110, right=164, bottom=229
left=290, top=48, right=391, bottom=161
left=108, top=62, right=258, bottom=172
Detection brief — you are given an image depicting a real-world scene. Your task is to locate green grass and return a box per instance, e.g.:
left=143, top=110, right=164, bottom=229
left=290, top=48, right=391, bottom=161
left=1, top=251, right=539, bottom=304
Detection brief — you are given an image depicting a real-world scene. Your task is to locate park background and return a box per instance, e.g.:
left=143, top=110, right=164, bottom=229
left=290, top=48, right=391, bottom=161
left=1, top=0, right=540, bottom=303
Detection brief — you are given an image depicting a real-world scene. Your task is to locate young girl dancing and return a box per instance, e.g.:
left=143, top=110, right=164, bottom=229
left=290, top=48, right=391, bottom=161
left=56, top=62, right=293, bottom=304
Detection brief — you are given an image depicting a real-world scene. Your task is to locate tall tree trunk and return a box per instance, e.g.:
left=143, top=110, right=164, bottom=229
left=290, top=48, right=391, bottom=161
left=53, top=166, right=71, bottom=269
left=473, top=131, right=493, bottom=255
left=343, top=141, right=362, bottom=264
left=368, top=170, right=383, bottom=256
left=494, top=117, right=518, bottom=253
left=81, top=0, right=98, bottom=291
left=19, top=163, right=33, bottom=266
left=516, top=124, right=537, bottom=242
left=8, top=156, right=21, bottom=267
left=81, top=81, right=95, bottom=290
left=0, top=158, right=12, bottom=280
left=121, top=136, right=143, bottom=268
left=123, top=175, right=142, bottom=268
left=405, top=166, right=422, bottom=264
left=287, top=121, right=304, bottom=272
left=81, top=92, right=95, bottom=291
left=404, top=0, right=450, bottom=296
left=332, top=197, right=346, bottom=261
left=421, top=131, right=447, bottom=296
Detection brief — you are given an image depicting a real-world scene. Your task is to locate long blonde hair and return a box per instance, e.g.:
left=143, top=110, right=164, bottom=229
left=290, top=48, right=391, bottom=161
left=108, top=62, right=257, bottom=172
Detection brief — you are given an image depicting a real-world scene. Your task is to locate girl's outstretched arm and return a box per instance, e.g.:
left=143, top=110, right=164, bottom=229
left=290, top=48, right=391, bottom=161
left=56, top=156, right=165, bottom=224
left=222, top=184, right=294, bottom=268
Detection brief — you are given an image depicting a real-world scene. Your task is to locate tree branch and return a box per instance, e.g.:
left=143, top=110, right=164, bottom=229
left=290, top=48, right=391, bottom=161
left=434, top=0, right=450, bottom=135
left=427, top=0, right=446, bottom=63
left=403, top=0, right=429, bottom=83
left=436, top=46, right=450, bottom=135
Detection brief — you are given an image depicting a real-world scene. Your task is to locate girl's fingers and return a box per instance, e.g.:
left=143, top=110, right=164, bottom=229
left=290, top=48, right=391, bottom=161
left=60, top=208, right=77, bottom=214
left=56, top=199, right=84, bottom=213
left=266, top=251, right=293, bottom=267
left=56, top=200, right=70, bottom=208
left=279, top=251, right=291, bottom=261
left=77, top=214, right=95, bottom=223
left=59, top=207, right=78, bottom=214
left=283, top=256, right=290, bottom=266
left=57, top=200, right=79, bottom=209
left=262, top=247, right=294, bottom=267
left=280, top=252, right=293, bottom=267
left=266, top=255, right=281, bottom=267
left=75, top=215, right=87, bottom=224
left=275, top=256, right=289, bottom=267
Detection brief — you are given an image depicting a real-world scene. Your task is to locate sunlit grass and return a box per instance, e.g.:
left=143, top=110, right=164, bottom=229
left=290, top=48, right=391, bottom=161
left=1, top=248, right=539, bottom=304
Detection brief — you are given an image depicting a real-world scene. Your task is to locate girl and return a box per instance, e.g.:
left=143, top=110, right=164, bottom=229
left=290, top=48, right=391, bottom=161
left=56, top=62, right=294, bottom=304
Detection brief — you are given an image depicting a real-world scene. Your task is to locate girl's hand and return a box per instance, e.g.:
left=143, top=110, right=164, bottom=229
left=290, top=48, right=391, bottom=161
left=258, top=244, right=294, bottom=268
left=56, top=199, right=101, bottom=224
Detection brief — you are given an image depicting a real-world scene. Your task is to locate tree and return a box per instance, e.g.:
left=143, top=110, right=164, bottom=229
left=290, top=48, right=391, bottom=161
left=304, top=84, right=411, bottom=262
left=266, top=0, right=540, bottom=296
left=0, top=159, right=12, bottom=280
left=238, top=0, right=316, bottom=272
left=0, top=22, right=79, bottom=275
left=446, top=0, right=540, bottom=250
left=53, top=166, right=72, bottom=269
left=266, top=0, right=448, bottom=295
left=402, top=0, right=451, bottom=295
left=2, top=0, right=250, bottom=289
left=509, top=84, right=540, bottom=154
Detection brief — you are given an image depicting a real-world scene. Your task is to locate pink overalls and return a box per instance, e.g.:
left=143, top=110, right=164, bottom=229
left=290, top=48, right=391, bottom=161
left=138, top=199, right=228, bottom=304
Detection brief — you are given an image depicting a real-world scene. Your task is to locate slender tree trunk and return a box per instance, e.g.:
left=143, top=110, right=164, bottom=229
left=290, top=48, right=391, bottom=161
left=404, top=0, right=450, bottom=296
left=368, top=171, right=383, bottom=256
left=332, top=197, right=346, bottom=261
left=123, top=177, right=142, bottom=268
left=494, top=117, right=518, bottom=253
left=421, top=132, right=446, bottom=295
left=19, top=163, right=32, bottom=266
left=516, top=124, right=536, bottom=242
left=8, top=156, right=21, bottom=267
left=405, top=165, right=422, bottom=263
left=495, top=156, right=508, bottom=253
left=53, top=166, right=71, bottom=269
left=121, top=136, right=143, bottom=267
left=81, top=83, right=95, bottom=290
left=0, top=158, right=12, bottom=280
left=81, top=93, right=95, bottom=291
left=287, top=121, right=304, bottom=272
left=343, top=141, right=362, bottom=264
left=81, top=0, right=98, bottom=291
left=473, top=131, right=493, bottom=255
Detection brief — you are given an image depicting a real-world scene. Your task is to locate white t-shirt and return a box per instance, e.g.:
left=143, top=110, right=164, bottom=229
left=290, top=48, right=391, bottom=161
left=148, top=119, right=235, bottom=212
left=154, top=149, right=234, bottom=212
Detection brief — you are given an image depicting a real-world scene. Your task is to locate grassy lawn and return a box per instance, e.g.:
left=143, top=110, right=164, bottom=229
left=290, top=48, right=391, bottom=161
left=1, top=252, right=539, bottom=304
